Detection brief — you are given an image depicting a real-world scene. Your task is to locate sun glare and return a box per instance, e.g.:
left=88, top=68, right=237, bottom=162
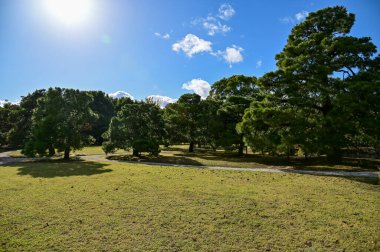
left=43, top=0, right=93, bottom=26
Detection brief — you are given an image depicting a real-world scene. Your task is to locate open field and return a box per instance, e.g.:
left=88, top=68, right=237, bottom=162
left=1, top=159, right=379, bottom=251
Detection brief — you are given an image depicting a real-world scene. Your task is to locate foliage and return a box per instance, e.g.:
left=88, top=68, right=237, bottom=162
left=23, top=88, right=97, bottom=159
left=164, top=93, right=202, bottom=152
left=0, top=90, right=46, bottom=148
left=196, top=99, right=223, bottom=150
left=86, top=91, right=116, bottom=144
left=0, top=103, right=20, bottom=147
left=102, top=100, right=165, bottom=156
left=209, top=75, right=260, bottom=155
left=239, top=6, right=379, bottom=159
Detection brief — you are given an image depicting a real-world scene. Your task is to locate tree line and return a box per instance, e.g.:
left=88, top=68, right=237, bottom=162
left=0, top=6, right=379, bottom=160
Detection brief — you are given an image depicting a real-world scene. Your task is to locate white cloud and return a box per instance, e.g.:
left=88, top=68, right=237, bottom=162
left=154, top=32, right=170, bottom=39
left=295, top=11, right=309, bottom=21
left=147, top=95, right=177, bottom=108
left=192, top=16, right=231, bottom=36
left=279, top=16, right=294, bottom=24
left=280, top=10, right=309, bottom=24
left=216, top=45, right=244, bottom=67
left=182, top=79, right=211, bottom=99
left=0, top=99, right=19, bottom=107
left=109, top=91, right=134, bottom=100
left=191, top=4, right=234, bottom=36
left=202, top=16, right=231, bottom=36
left=256, top=59, right=262, bottom=68
left=0, top=100, right=7, bottom=107
left=172, top=34, right=212, bottom=57
left=218, top=4, right=235, bottom=20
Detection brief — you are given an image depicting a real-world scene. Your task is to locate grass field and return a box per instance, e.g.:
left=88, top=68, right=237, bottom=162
left=1, top=159, right=379, bottom=251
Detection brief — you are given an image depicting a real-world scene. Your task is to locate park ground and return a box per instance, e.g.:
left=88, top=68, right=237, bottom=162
left=1, top=147, right=379, bottom=251
left=8, top=145, right=380, bottom=172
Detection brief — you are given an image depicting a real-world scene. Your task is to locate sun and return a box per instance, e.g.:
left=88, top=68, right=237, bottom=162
left=43, top=0, right=93, bottom=26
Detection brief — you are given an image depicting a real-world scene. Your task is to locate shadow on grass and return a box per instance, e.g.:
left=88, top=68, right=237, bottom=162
left=174, top=152, right=291, bottom=166
left=281, top=170, right=379, bottom=185
left=341, top=176, right=379, bottom=186
left=16, top=160, right=113, bottom=178
left=173, top=151, right=379, bottom=171
left=108, top=154, right=203, bottom=166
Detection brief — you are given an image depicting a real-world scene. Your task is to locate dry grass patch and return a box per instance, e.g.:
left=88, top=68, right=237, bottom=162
left=0, top=160, right=379, bottom=251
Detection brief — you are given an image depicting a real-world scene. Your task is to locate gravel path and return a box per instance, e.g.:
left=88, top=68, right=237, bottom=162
left=82, top=155, right=379, bottom=178
left=0, top=151, right=34, bottom=165
left=1, top=152, right=378, bottom=178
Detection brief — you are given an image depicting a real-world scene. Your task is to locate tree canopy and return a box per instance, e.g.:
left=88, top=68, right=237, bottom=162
left=102, top=100, right=165, bottom=156
left=164, top=93, right=203, bottom=152
left=238, top=6, right=379, bottom=159
left=209, top=75, right=260, bottom=155
left=23, top=88, right=97, bottom=160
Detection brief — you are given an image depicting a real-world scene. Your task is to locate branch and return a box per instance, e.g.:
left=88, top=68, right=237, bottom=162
left=337, top=69, right=350, bottom=75
left=336, top=70, right=350, bottom=79
left=345, top=66, right=356, bottom=76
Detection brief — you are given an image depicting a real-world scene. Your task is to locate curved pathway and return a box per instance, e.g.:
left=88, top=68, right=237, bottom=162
left=82, top=154, right=379, bottom=178
left=1, top=152, right=378, bottom=178
left=0, top=151, right=35, bottom=165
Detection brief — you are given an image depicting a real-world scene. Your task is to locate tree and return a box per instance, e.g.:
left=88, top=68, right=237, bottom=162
left=102, top=100, right=165, bottom=156
left=23, top=88, right=97, bottom=160
left=1, top=90, right=46, bottom=149
left=164, top=93, right=202, bottom=152
left=197, top=99, right=223, bottom=150
left=86, top=91, right=115, bottom=145
left=208, top=75, right=260, bottom=155
left=239, top=6, right=379, bottom=159
left=0, top=103, right=21, bottom=147
left=334, top=55, right=380, bottom=153
left=113, top=96, right=135, bottom=113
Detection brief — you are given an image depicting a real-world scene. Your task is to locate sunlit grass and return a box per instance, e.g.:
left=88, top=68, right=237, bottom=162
left=0, top=160, right=379, bottom=251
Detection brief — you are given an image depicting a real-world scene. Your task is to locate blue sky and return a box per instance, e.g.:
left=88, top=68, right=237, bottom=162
left=0, top=0, right=379, bottom=104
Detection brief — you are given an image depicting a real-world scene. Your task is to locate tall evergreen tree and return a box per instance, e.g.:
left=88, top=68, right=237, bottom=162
left=23, top=88, right=97, bottom=160
left=164, top=93, right=202, bottom=152
left=86, top=91, right=115, bottom=144
left=209, top=75, right=260, bottom=155
left=102, top=100, right=165, bottom=156
left=239, top=6, right=379, bottom=159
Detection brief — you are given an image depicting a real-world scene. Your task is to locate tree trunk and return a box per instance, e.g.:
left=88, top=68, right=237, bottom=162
left=48, top=145, right=55, bottom=156
left=189, top=142, right=194, bottom=152
left=63, top=148, right=70, bottom=160
left=132, top=149, right=139, bottom=156
left=238, top=136, right=244, bottom=156
left=287, top=148, right=291, bottom=163
left=327, top=147, right=342, bottom=162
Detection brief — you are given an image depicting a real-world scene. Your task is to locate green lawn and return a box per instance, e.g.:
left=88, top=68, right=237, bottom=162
left=1, top=160, right=379, bottom=251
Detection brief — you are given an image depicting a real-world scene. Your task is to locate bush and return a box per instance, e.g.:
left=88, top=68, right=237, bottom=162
left=132, top=139, right=160, bottom=156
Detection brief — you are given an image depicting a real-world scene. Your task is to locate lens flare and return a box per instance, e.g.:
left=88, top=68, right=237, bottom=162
left=43, top=0, right=93, bottom=26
